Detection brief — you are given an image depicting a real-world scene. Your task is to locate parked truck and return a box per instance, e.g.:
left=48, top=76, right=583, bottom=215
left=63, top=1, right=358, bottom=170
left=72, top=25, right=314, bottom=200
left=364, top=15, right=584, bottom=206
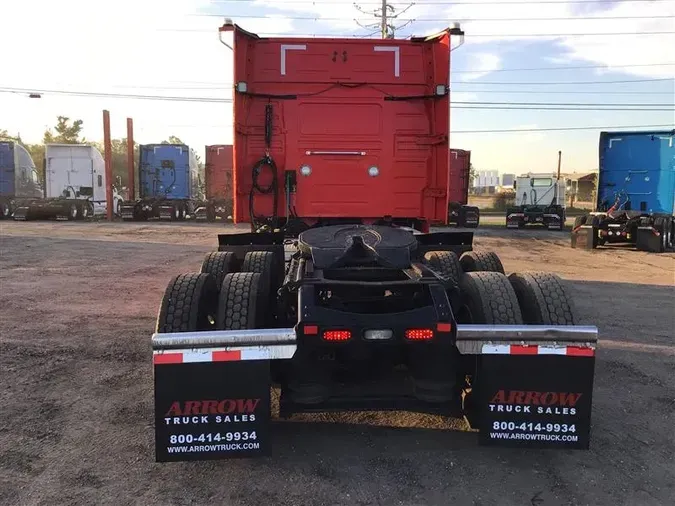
left=150, top=22, right=598, bottom=462
left=10, top=143, right=123, bottom=221
left=120, top=143, right=204, bottom=221
left=571, top=129, right=674, bottom=253
left=506, top=173, right=567, bottom=230
left=194, top=144, right=233, bottom=222
left=448, top=148, right=479, bottom=227
left=0, top=141, right=43, bottom=219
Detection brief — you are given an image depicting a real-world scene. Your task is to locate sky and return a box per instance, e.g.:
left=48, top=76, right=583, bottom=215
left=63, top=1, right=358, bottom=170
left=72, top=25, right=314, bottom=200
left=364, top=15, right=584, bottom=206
left=0, top=0, right=673, bottom=175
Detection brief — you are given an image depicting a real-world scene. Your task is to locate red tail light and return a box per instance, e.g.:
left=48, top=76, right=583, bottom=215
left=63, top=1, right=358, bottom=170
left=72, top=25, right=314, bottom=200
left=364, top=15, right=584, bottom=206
left=323, top=330, right=352, bottom=341
left=405, top=328, right=434, bottom=340
left=303, top=324, right=318, bottom=335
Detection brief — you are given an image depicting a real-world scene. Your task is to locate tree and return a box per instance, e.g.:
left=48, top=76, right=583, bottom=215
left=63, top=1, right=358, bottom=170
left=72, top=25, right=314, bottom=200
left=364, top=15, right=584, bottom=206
left=161, top=135, right=184, bottom=145
left=0, top=129, right=23, bottom=143
left=43, top=116, right=84, bottom=144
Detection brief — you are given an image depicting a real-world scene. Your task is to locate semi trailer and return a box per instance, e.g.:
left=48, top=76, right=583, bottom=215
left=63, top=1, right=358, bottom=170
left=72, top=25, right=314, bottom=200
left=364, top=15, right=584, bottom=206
left=120, top=143, right=205, bottom=221
left=506, top=173, right=567, bottom=230
left=0, top=141, right=43, bottom=219
left=194, top=144, right=233, bottom=222
left=10, top=143, right=124, bottom=221
left=448, top=148, right=479, bottom=228
left=151, top=22, right=598, bottom=462
left=571, top=130, right=674, bottom=253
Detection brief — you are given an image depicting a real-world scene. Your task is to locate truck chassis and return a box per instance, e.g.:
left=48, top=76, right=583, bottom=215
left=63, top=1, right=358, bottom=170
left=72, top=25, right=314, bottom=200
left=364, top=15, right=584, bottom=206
left=506, top=204, right=566, bottom=231
left=152, top=224, right=597, bottom=461
left=571, top=211, right=674, bottom=253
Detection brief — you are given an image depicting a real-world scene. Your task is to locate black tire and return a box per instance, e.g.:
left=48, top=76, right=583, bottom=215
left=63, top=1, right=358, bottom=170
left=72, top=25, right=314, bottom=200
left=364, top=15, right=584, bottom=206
left=508, top=272, right=577, bottom=325
left=460, top=251, right=505, bottom=274
left=0, top=202, right=10, bottom=219
left=241, top=250, right=279, bottom=308
left=457, top=271, right=523, bottom=324
left=156, top=272, right=218, bottom=332
left=116, top=200, right=122, bottom=216
left=216, top=272, right=267, bottom=330
left=79, top=201, right=93, bottom=220
left=653, top=216, right=672, bottom=253
left=67, top=203, right=79, bottom=221
left=201, top=251, right=238, bottom=289
left=206, top=204, right=216, bottom=222
left=423, top=251, right=462, bottom=283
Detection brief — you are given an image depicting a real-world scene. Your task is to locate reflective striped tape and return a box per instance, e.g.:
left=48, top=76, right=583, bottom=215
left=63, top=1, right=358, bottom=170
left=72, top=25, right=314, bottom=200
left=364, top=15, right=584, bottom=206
left=481, top=344, right=594, bottom=357
left=153, top=345, right=296, bottom=365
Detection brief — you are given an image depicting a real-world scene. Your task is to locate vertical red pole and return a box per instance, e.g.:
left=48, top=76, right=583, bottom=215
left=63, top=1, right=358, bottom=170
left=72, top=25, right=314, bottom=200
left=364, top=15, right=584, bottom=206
left=126, top=118, right=135, bottom=200
left=103, top=110, right=113, bottom=221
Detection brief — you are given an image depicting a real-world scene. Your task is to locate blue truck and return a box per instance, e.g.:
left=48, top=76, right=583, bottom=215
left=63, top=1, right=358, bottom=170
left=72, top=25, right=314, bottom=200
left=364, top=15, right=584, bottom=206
left=571, top=129, right=674, bottom=253
left=0, top=141, right=43, bottom=219
left=120, top=143, right=205, bottom=221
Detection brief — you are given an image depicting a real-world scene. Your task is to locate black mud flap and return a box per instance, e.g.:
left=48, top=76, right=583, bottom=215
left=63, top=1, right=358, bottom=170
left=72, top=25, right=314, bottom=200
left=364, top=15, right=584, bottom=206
left=154, top=358, right=272, bottom=462
left=477, top=351, right=594, bottom=449
left=636, top=226, right=661, bottom=252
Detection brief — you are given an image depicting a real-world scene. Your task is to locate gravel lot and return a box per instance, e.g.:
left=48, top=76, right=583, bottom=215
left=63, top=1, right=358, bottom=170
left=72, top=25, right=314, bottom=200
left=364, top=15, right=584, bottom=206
left=1, top=221, right=674, bottom=506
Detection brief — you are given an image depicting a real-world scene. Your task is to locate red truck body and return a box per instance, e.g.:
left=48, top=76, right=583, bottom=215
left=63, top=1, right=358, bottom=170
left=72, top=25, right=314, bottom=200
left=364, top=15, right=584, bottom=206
left=205, top=145, right=233, bottom=200
left=449, top=149, right=471, bottom=205
left=226, top=23, right=452, bottom=230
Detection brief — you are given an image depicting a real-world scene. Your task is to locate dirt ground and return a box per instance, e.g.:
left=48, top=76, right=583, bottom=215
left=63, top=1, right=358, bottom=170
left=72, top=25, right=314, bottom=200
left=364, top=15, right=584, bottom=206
left=1, top=221, right=674, bottom=506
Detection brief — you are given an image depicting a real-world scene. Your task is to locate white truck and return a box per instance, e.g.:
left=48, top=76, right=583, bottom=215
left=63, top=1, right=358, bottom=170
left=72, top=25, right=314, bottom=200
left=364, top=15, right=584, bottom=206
left=506, top=173, right=567, bottom=230
left=12, top=144, right=124, bottom=220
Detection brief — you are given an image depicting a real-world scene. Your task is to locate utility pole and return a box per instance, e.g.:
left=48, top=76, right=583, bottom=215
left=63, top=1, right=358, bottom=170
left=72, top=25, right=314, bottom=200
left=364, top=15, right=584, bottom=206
left=102, top=110, right=113, bottom=221
left=381, top=0, right=388, bottom=39
left=354, top=0, right=414, bottom=39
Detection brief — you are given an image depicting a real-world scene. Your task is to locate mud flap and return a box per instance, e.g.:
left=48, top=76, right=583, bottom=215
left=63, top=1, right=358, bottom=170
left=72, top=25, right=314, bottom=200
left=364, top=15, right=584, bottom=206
left=154, top=357, right=272, bottom=462
left=636, top=226, right=662, bottom=252
left=571, top=225, right=597, bottom=249
left=476, top=350, right=594, bottom=449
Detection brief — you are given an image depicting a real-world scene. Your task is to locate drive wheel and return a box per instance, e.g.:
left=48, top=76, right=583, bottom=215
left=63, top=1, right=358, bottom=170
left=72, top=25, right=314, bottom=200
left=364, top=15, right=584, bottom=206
left=653, top=216, right=672, bottom=253
left=67, top=203, right=79, bottom=221
left=216, top=272, right=268, bottom=329
left=201, top=251, right=238, bottom=290
left=457, top=271, right=523, bottom=324
left=460, top=251, right=505, bottom=274
left=156, top=272, right=218, bottom=332
left=0, top=202, right=10, bottom=219
left=508, top=272, right=577, bottom=325
left=573, top=215, right=587, bottom=229
left=424, top=251, right=462, bottom=284
left=241, top=250, right=280, bottom=311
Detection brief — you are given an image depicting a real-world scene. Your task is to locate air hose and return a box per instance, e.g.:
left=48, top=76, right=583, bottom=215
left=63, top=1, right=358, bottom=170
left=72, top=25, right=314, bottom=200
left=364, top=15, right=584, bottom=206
left=249, top=153, right=279, bottom=232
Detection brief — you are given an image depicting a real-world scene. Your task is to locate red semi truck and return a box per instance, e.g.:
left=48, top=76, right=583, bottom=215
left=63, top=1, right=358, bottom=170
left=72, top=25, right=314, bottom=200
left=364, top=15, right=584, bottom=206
left=448, top=148, right=479, bottom=227
left=194, top=144, right=233, bottom=221
left=151, top=22, right=597, bottom=462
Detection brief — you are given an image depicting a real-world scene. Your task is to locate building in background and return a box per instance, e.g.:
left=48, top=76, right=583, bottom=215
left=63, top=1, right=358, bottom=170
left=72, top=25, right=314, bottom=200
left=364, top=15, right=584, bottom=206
left=474, top=170, right=500, bottom=194
left=501, top=173, right=515, bottom=188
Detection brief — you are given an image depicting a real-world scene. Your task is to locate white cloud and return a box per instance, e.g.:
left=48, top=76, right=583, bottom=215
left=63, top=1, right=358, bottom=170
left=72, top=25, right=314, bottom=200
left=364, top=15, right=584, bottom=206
left=457, top=53, right=502, bottom=81
left=442, top=0, right=675, bottom=78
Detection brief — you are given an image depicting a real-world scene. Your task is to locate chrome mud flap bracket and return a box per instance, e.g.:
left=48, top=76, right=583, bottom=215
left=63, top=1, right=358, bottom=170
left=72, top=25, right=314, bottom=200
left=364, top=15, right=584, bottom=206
left=457, top=325, right=598, bottom=449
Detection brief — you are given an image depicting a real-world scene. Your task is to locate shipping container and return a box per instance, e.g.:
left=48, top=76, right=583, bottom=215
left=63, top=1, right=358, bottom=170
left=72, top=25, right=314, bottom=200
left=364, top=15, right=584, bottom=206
left=448, top=148, right=479, bottom=227
left=230, top=26, right=452, bottom=230
left=571, top=129, right=675, bottom=252
left=194, top=144, right=233, bottom=221
left=121, top=144, right=204, bottom=221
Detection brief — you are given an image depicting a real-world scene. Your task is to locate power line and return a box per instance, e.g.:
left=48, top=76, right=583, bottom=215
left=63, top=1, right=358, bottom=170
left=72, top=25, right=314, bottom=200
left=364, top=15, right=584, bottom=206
left=196, top=13, right=675, bottom=22
left=206, top=0, right=671, bottom=5
left=163, top=28, right=675, bottom=37
left=452, top=124, right=675, bottom=133
left=2, top=86, right=673, bottom=112
left=452, top=62, right=675, bottom=74
left=456, top=77, right=673, bottom=85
